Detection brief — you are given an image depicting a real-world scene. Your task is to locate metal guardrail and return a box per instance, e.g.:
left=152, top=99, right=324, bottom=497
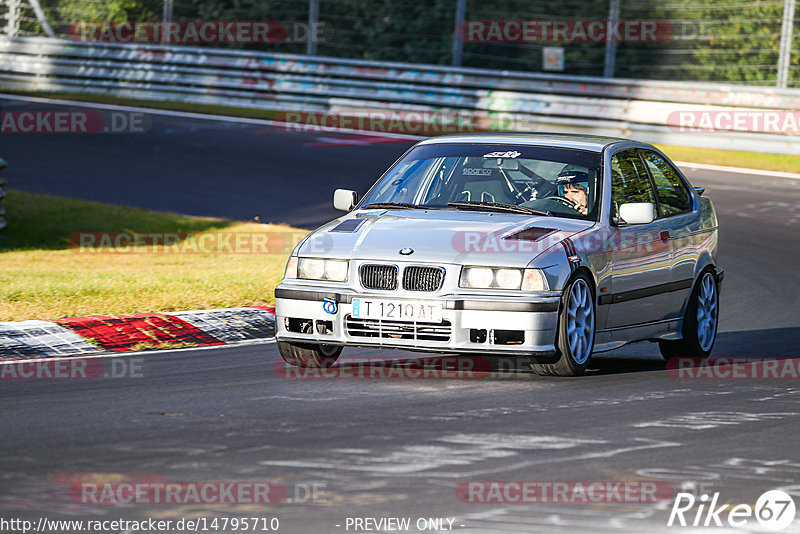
left=0, top=158, right=7, bottom=231
left=1, top=36, right=800, bottom=154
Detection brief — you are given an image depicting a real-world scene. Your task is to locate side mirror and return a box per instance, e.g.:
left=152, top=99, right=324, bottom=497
left=333, top=189, right=358, bottom=212
left=618, top=202, right=655, bottom=225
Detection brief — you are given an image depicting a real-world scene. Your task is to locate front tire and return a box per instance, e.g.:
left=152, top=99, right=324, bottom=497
left=659, top=269, right=719, bottom=360
left=277, top=340, right=342, bottom=368
left=531, top=272, right=596, bottom=377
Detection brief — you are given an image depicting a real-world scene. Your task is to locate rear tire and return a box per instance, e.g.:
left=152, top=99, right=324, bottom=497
left=659, top=269, right=719, bottom=360
left=531, top=272, right=595, bottom=377
left=277, top=340, right=342, bottom=368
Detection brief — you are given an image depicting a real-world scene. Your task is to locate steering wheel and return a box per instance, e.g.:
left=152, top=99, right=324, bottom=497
left=547, top=196, right=581, bottom=210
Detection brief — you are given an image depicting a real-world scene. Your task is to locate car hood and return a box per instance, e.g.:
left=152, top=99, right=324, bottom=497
left=298, top=209, right=594, bottom=267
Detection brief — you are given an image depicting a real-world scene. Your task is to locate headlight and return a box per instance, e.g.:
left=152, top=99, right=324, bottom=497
left=496, top=268, right=523, bottom=289
left=460, top=267, right=548, bottom=291
left=460, top=267, right=523, bottom=289
left=324, top=259, right=349, bottom=281
left=297, top=258, right=349, bottom=282
left=300, top=258, right=325, bottom=280
left=465, top=267, right=494, bottom=288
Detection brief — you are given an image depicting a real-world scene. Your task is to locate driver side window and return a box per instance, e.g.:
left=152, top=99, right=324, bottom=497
left=610, top=149, right=656, bottom=221
left=639, top=150, right=692, bottom=217
left=369, top=160, right=433, bottom=204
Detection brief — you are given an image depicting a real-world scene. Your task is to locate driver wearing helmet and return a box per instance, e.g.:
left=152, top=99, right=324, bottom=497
left=556, top=169, right=590, bottom=216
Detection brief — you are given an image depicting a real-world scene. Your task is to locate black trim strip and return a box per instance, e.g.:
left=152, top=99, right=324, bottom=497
left=598, top=317, right=675, bottom=332
left=446, top=300, right=559, bottom=312
left=275, top=288, right=559, bottom=313
left=598, top=278, right=693, bottom=306
left=275, top=288, right=354, bottom=303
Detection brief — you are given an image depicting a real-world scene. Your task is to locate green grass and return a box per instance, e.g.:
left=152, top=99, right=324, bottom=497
left=0, top=190, right=305, bottom=321
left=654, top=144, right=800, bottom=174
left=1, top=190, right=233, bottom=250
left=4, top=89, right=799, bottom=174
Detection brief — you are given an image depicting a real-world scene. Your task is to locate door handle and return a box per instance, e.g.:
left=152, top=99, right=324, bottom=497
left=660, top=231, right=670, bottom=242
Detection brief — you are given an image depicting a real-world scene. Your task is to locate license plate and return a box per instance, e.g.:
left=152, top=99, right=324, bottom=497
left=352, top=298, right=443, bottom=323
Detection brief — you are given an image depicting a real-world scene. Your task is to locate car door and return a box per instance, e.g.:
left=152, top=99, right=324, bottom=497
left=638, top=149, right=697, bottom=315
left=603, top=149, right=676, bottom=329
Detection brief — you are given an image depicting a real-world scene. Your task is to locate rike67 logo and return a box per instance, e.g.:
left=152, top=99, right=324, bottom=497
left=668, top=490, right=796, bottom=530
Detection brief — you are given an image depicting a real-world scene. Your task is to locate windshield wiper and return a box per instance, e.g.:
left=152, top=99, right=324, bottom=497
left=448, top=201, right=552, bottom=216
left=361, top=202, right=420, bottom=209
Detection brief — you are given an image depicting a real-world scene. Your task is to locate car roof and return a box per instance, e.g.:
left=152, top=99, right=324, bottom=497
left=417, top=132, right=642, bottom=152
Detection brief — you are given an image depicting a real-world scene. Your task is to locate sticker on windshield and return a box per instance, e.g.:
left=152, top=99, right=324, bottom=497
left=483, top=150, right=521, bottom=158
left=463, top=168, right=492, bottom=175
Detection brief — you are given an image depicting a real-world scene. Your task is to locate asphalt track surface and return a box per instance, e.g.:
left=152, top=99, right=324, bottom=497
left=2, top=97, right=800, bottom=533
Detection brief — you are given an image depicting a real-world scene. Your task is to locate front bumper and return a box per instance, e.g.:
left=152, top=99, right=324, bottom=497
left=274, top=285, right=561, bottom=356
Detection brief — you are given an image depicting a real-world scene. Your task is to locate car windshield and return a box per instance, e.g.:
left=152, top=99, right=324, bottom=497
left=359, top=143, right=603, bottom=221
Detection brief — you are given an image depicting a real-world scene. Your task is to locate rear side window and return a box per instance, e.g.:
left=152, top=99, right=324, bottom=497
left=640, top=150, right=692, bottom=216
left=610, top=149, right=656, bottom=220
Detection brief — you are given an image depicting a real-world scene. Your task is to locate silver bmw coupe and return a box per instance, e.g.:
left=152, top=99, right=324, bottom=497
left=275, top=133, right=722, bottom=376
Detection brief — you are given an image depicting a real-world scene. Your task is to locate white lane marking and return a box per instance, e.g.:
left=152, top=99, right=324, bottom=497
left=638, top=458, right=800, bottom=485
left=2, top=94, right=796, bottom=179
left=675, top=160, right=800, bottom=180
left=259, top=434, right=678, bottom=479
left=438, top=433, right=603, bottom=449
left=754, top=388, right=800, bottom=402
left=0, top=338, right=275, bottom=366
left=261, top=445, right=518, bottom=474
left=250, top=395, right=346, bottom=402
left=260, top=434, right=604, bottom=475
left=0, top=94, right=421, bottom=140
left=633, top=411, right=797, bottom=430
left=408, top=389, right=733, bottom=421
left=439, top=439, right=680, bottom=479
